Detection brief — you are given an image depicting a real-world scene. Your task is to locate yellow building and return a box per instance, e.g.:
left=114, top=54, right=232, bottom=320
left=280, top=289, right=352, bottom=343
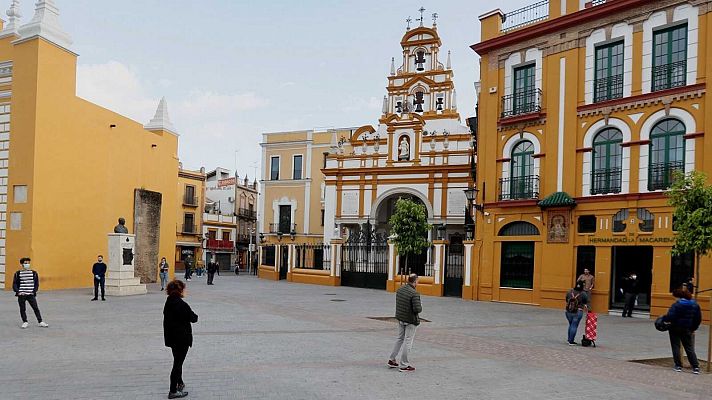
left=3, top=1, right=180, bottom=289
left=472, top=0, right=711, bottom=318
left=176, top=166, right=205, bottom=271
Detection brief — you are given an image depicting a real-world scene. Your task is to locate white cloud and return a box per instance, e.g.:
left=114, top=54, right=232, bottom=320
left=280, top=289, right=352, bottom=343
left=175, top=91, right=270, bottom=120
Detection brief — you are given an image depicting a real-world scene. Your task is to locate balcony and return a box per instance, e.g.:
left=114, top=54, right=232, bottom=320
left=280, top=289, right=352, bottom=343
left=498, top=175, right=540, bottom=201
left=501, top=0, right=549, bottom=33
left=206, top=239, right=234, bottom=251
left=593, top=74, right=623, bottom=103
left=652, top=60, right=687, bottom=92
left=500, top=88, right=542, bottom=120
left=648, top=161, right=684, bottom=191
left=591, top=167, right=622, bottom=195
left=238, top=208, right=257, bottom=220
left=269, top=223, right=297, bottom=234
left=183, top=195, right=199, bottom=207
left=178, top=224, right=199, bottom=235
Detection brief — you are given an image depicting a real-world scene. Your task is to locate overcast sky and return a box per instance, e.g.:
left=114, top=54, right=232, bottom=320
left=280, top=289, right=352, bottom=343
left=33, top=0, right=531, bottom=177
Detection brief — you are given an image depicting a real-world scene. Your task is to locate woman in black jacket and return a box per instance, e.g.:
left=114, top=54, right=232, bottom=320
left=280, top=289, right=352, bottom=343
left=163, top=280, right=198, bottom=399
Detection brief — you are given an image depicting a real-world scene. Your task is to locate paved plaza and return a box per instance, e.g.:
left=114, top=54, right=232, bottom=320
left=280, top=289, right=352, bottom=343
left=1, top=275, right=711, bottom=400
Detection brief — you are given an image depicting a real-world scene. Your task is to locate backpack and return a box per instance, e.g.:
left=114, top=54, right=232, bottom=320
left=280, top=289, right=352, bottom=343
left=566, top=291, right=581, bottom=313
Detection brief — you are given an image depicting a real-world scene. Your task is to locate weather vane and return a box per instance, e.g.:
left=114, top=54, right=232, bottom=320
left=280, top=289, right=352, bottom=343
left=406, top=16, right=412, bottom=30
left=432, top=13, right=438, bottom=26
left=418, top=7, right=426, bottom=26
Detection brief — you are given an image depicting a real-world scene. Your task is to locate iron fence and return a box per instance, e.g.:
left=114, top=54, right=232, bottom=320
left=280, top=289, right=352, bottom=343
left=295, top=243, right=331, bottom=271
left=648, top=161, right=684, bottom=191
left=269, top=223, right=297, bottom=234
left=593, top=74, right=623, bottom=103
left=652, top=60, right=687, bottom=92
left=445, top=243, right=464, bottom=279
left=501, top=0, right=549, bottom=32
left=261, top=245, right=276, bottom=267
left=500, top=88, right=542, bottom=118
left=342, top=243, right=389, bottom=274
left=591, top=167, right=622, bottom=195
left=498, top=175, right=540, bottom=201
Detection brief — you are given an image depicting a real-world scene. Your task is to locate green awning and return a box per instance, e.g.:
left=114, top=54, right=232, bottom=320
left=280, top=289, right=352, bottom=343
left=538, top=192, right=576, bottom=209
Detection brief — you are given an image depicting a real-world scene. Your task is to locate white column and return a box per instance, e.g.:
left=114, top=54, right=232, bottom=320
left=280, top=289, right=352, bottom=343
left=464, top=243, right=474, bottom=287
left=433, top=243, right=445, bottom=285
left=557, top=57, right=566, bottom=192
left=287, top=243, right=294, bottom=273
left=388, top=242, right=396, bottom=281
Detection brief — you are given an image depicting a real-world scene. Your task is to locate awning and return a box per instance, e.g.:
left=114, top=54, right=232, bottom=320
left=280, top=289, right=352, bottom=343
left=176, top=242, right=201, bottom=247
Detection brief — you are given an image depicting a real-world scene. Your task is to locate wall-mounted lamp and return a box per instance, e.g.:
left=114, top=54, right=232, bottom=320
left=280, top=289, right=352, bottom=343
left=277, top=232, right=283, bottom=242
left=259, top=233, right=265, bottom=243
left=464, top=187, right=484, bottom=213
left=290, top=229, right=297, bottom=241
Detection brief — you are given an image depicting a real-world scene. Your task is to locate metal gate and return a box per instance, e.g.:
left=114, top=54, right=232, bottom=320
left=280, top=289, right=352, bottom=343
left=398, top=246, right=431, bottom=277
left=279, top=246, right=288, bottom=280
left=341, top=231, right=388, bottom=290
left=444, top=243, right=464, bottom=297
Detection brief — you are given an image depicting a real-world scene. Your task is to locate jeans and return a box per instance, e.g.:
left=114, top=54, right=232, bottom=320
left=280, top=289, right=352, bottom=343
left=623, top=292, right=637, bottom=317
left=565, top=310, right=583, bottom=343
left=669, top=328, right=699, bottom=369
left=389, top=321, right=418, bottom=367
left=160, top=271, right=168, bottom=289
left=93, top=276, right=105, bottom=299
left=170, top=346, right=189, bottom=393
left=184, top=267, right=192, bottom=280
left=18, top=295, right=43, bottom=323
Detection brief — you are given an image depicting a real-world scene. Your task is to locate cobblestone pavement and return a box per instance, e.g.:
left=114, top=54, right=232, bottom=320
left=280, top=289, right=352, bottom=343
left=1, top=275, right=711, bottom=400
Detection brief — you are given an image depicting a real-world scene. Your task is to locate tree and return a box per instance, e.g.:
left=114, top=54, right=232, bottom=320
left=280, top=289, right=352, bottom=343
left=668, top=170, right=712, bottom=297
left=388, top=198, right=430, bottom=280
left=667, top=171, right=712, bottom=372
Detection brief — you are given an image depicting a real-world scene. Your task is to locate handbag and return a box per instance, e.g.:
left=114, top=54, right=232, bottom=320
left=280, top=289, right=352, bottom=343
left=654, top=316, right=671, bottom=332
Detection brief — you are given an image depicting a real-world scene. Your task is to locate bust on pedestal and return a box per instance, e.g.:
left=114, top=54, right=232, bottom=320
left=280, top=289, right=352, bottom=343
left=105, top=218, right=147, bottom=296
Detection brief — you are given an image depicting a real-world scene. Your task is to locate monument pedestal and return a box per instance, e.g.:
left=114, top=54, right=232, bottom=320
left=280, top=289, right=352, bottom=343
left=106, top=233, right=147, bottom=296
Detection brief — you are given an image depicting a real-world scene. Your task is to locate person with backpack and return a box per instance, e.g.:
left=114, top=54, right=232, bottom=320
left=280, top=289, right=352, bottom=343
left=662, top=287, right=701, bottom=374
left=565, top=281, right=589, bottom=345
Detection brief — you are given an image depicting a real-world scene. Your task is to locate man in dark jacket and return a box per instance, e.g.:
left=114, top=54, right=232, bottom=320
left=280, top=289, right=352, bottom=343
left=387, top=274, right=422, bottom=372
left=13, top=257, right=48, bottom=329
left=621, top=273, right=639, bottom=317
left=663, top=288, right=701, bottom=373
left=206, top=258, right=220, bottom=285
left=92, top=255, right=107, bottom=301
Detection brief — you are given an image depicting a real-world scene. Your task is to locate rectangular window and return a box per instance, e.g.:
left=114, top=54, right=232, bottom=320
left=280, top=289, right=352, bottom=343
left=512, top=64, right=536, bottom=115
left=10, top=212, right=21, bottom=230
left=13, top=185, right=27, bottom=203
left=270, top=156, right=280, bottom=181
left=183, top=213, right=194, bottom=233
left=670, top=252, right=694, bottom=292
left=222, top=231, right=231, bottom=241
left=184, top=185, right=196, bottom=205
left=278, top=205, right=292, bottom=234
left=578, top=215, right=597, bottom=233
left=293, top=155, right=303, bottom=180
left=594, top=40, right=624, bottom=102
left=500, top=242, right=534, bottom=289
left=652, top=24, right=687, bottom=92
left=576, top=246, right=596, bottom=279
left=320, top=209, right=325, bottom=226
left=323, top=152, right=328, bottom=168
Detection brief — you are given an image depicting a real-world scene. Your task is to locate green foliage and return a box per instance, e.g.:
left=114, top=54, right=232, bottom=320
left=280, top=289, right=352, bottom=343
left=388, top=198, right=430, bottom=258
left=668, top=171, right=712, bottom=258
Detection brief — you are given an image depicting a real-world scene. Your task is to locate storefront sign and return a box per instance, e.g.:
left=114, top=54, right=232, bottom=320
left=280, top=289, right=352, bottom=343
left=588, top=235, right=676, bottom=244
left=218, top=177, right=236, bottom=188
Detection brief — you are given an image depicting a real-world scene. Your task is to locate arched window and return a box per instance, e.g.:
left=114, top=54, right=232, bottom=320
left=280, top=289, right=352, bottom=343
left=591, top=128, right=623, bottom=195
left=509, top=141, right=536, bottom=200
left=498, top=221, right=540, bottom=236
left=648, top=119, right=685, bottom=190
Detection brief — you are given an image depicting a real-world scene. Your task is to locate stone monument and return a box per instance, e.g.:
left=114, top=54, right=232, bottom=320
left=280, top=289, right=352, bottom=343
left=105, top=232, right=147, bottom=296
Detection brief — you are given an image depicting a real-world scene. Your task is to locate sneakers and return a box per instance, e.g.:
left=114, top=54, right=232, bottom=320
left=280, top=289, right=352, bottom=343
left=21, top=322, right=28, bottom=329
left=399, top=366, right=416, bottom=372
left=693, top=368, right=700, bottom=375
left=38, top=322, right=49, bottom=328
left=102, top=298, right=106, bottom=301
left=673, top=366, right=682, bottom=372
left=167, top=391, right=188, bottom=399
left=91, top=298, right=98, bottom=301
left=387, top=360, right=399, bottom=368
left=568, top=341, right=577, bottom=346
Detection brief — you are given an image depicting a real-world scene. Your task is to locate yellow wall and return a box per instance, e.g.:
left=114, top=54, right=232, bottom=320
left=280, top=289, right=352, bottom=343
left=5, top=37, right=179, bottom=290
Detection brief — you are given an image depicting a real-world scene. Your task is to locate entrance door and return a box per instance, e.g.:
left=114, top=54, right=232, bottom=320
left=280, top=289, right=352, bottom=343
left=279, top=246, right=289, bottom=280
left=444, top=243, right=464, bottom=297
left=610, top=246, right=653, bottom=311
left=216, top=253, right=232, bottom=272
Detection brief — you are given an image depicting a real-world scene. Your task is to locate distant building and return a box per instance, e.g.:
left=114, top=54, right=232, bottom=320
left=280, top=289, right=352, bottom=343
left=203, top=168, right=237, bottom=270
left=176, top=167, right=206, bottom=271
left=234, top=175, right=258, bottom=269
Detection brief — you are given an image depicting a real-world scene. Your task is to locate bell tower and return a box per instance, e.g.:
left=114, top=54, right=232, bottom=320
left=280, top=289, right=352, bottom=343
left=382, top=8, right=457, bottom=120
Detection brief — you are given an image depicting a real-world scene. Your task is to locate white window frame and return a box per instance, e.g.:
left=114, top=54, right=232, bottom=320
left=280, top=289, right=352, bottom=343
left=292, top=154, right=304, bottom=180
left=270, top=156, right=280, bottom=181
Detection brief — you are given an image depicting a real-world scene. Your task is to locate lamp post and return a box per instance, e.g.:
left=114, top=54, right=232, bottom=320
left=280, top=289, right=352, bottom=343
left=248, top=227, right=256, bottom=275
left=463, top=187, right=483, bottom=240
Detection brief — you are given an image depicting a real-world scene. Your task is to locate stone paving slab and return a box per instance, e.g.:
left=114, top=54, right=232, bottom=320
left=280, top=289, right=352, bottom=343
left=0, top=275, right=710, bottom=399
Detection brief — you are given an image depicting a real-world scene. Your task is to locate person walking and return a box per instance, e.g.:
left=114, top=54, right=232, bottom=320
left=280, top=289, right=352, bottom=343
left=621, top=273, right=639, bottom=318
left=163, top=280, right=198, bottom=399
left=207, top=258, right=219, bottom=285
left=12, top=257, right=49, bottom=329
left=387, top=273, right=422, bottom=372
left=183, top=255, right=193, bottom=281
left=159, top=257, right=169, bottom=291
left=564, top=281, right=589, bottom=345
left=92, top=255, right=107, bottom=301
left=663, top=288, right=702, bottom=374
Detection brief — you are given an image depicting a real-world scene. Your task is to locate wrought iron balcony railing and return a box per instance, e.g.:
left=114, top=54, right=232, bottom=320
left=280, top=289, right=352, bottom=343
left=652, top=60, right=687, bottom=92
left=179, top=224, right=199, bottom=235
left=269, top=223, right=297, bottom=234
left=648, top=161, right=684, bottom=191
left=593, top=74, right=623, bottom=103
left=183, top=195, right=199, bottom=207
left=501, top=0, right=549, bottom=32
left=498, top=175, right=540, bottom=201
left=207, top=239, right=234, bottom=251
left=238, top=208, right=257, bottom=219
left=501, top=88, right=542, bottom=119
left=591, top=167, right=622, bottom=195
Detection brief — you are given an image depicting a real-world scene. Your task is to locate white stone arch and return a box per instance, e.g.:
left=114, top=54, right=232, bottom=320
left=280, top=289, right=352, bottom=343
left=582, top=118, right=632, bottom=196
left=369, top=186, right=434, bottom=221
left=501, top=132, right=541, bottom=186
left=638, top=107, right=697, bottom=192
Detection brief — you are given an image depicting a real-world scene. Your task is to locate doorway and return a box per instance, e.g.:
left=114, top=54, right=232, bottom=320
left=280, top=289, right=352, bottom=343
left=610, top=246, right=653, bottom=311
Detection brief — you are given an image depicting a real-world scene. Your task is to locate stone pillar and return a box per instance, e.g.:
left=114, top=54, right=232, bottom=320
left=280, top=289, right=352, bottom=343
left=105, top=233, right=147, bottom=296
left=330, top=238, right=343, bottom=278
left=387, top=240, right=398, bottom=292
left=432, top=240, right=447, bottom=297
left=286, top=243, right=295, bottom=281
left=463, top=240, right=475, bottom=300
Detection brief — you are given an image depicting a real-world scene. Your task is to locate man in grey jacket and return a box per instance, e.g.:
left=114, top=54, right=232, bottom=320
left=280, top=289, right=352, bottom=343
left=387, top=273, right=422, bottom=372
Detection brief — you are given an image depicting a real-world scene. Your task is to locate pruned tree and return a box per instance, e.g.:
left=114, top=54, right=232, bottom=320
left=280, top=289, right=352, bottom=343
left=388, top=198, right=430, bottom=280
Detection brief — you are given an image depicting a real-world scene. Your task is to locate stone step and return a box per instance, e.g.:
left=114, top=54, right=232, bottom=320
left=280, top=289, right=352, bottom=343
left=105, top=284, right=147, bottom=296
left=107, top=270, right=138, bottom=280
left=108, top=265, right=137, bottom=273
left=106, top=277, right=142, bottom=287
